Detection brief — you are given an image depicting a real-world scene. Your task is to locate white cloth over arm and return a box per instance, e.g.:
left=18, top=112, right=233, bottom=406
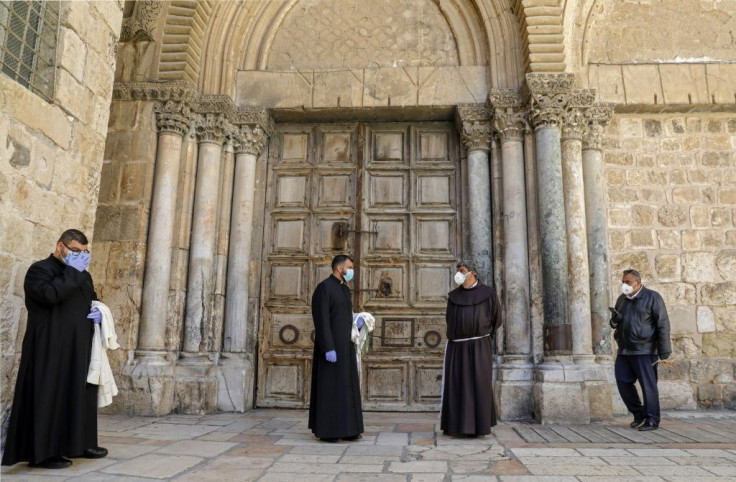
left=87, top=300, right=121, bottom=407
left=351, top=312, right=375, bottom=390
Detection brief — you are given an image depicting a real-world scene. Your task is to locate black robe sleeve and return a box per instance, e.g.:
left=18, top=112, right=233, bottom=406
left=311, top=282, right=335, bottom=354
left=24, top=262, right=88, bottom=306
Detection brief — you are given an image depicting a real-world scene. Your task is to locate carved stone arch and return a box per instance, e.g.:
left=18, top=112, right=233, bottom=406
left=196, top=0, right=526, bottom=94
left=158, top=0, right=217, bottom=83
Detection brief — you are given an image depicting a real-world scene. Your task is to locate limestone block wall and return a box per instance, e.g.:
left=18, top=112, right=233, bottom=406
left=604, top=112, right=736, bottom=410
left=0, top=1, right=122, bottom=442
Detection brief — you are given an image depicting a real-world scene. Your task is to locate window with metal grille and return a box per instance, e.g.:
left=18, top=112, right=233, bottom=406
left=0, top=1, right=60, bottom=103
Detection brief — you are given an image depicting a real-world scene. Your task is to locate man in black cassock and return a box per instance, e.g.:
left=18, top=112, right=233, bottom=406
left=441, top=260, right=503, bottom=437
left=2, top=230, right=108, bottom=469
left=309, top=254, right=364, bottom=442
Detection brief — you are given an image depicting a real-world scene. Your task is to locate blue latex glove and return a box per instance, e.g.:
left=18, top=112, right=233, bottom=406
left=67, top=251, right=91, bottom=272
left=356, top=315, right=365, bottom=330
left=87, top=307, right=102, bottom=324
left=325, top=350, right=337, bottom=363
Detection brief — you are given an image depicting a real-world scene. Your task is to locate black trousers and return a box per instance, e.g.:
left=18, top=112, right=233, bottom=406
left=615, top=354, right=660, bottom=425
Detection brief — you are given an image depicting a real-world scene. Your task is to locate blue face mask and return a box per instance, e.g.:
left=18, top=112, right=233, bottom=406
left=344, top=268, right=354, bottom=282
left=63, top=249, right=82, bottom=265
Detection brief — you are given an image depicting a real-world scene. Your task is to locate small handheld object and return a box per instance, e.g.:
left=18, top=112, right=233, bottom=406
left=608, top=307, right=620, bottom=317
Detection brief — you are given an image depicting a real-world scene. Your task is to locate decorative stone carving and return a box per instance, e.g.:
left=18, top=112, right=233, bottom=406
left=119, top=0, right=163, bottom=42
left=154, top=101, right=194, bottom=136
left=582, top=103, right=615, bottom=151
left=562, top=107, right=585, bottom=141
left=234, top=125, right=267, bottom=157
left=113, top=81, right=198, bottom=103
left=456, top=104, right=492, bottom=151
left=195, top=114, right=228, bottom=145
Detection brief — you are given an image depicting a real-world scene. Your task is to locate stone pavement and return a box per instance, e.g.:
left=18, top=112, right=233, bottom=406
left=2, top=410, right=736, bottom=481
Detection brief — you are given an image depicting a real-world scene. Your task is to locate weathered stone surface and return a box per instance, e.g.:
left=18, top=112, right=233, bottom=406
left=702, top=332, right=736, bottom=357
left=658, top=381, right=696, bottom=410
left=658, top=359, right=689, bottom=380
left=696, top=306, right=716, bottom=333
left=701, top=282, right=736, bottom=305
left=697, top=384, right=723, bottom=409
left=655, top=255, right=680, bottom=281
left=713, top=306, right=736, bottom=332
left=690, top=359, right=734, bottom=384
left=715, top=250, right=736, bottom=281
left=682, top=252, right=717, bottom=283
left=672, top=335, right=702, bottom=359
left=723, top=384, right=736, bottom=410
left=669, top=306, right=696, bottom=335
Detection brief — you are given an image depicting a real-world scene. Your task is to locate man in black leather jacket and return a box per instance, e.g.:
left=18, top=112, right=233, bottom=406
left=610, top=269, right=671, bottom=431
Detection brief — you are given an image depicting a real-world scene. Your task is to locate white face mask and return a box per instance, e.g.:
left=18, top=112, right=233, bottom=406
left=454, top=271, right=468, bottom=286
left=621, top=283, right=634, bottom=296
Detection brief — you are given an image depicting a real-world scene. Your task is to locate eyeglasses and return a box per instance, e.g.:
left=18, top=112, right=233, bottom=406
left=62, top=242, right=90, bottom=255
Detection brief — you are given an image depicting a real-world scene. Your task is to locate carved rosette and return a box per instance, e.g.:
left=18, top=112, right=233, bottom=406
left=582, top=103, right=615, bottom=151
left=195, top=114, right=228, bottom=145
left=456, top=104, right=492, bottom=152
left=154, top=100, right=194, bottom=136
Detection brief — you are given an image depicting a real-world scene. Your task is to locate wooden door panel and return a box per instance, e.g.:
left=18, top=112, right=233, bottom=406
left=258, top=122, right=460, bottom=410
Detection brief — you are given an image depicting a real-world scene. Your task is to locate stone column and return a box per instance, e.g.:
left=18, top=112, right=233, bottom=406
left=583, top=104, right=615, bottom=420
left=583, top=105, right=615, bottom=357
left=456, top=105, right=493, bottom=284
left=490, top=90, right=534, bottom=420
left=561, top=100, right=594, bottom=365
left=526, top=73, right=589, bottom=424
left=138, top=100, right=192, bottom=351
left=217, top=121, right=267, bottom=411
left=183, top=113, right=227, bottom=354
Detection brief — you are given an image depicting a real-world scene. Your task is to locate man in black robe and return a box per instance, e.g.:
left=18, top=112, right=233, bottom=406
left=309, top=254, right=364, bottom=442
left=2, top=230, right=108, bottom=469
left=441, top=260, right=503, bottom=437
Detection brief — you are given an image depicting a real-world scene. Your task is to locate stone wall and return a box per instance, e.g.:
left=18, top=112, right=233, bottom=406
left=604, top=112, right=736, bottom=410
left=0, top=1, right=122, bottom=443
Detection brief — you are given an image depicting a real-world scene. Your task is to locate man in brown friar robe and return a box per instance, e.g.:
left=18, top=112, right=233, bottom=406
left=441, top=260, right=503, bottom=437
left=308, top=254, right=364, bottom=442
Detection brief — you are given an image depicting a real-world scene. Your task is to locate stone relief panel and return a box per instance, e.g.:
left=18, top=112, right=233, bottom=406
left=267, top=0, right=459, bottom=70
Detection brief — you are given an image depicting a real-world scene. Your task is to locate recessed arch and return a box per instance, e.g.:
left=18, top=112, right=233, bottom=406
left=194, top=0, right=525, bottom=94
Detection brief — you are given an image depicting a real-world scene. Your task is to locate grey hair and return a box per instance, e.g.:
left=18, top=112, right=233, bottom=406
left=456, top=260, right=476, bottom=272
left=623, top=269, right=641, bottom=281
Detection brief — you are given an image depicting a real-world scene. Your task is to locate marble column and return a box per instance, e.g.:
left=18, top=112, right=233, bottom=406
left=561, top=106, right=593, bottom=364
left=456, top=105, right=493, bottom=284
left=139, top=100, right=192, bottom=351
left=583, top=105, right=615, bottom=357
left=491, top=91, right=534, bottom=420
left=583, top=104, right=616, bottom=420
left=218, top=122, right=267, bottom=411
left=526, top=73, right=589, bottom=424
left=183, top=113, right=227, bottom=354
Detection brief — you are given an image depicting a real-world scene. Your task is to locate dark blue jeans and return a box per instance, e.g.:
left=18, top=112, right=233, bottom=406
left=615, top=354, right=660, bottom=426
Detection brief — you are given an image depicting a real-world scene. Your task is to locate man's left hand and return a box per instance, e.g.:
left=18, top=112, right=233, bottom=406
left=659, top=352, right=670, bottom=360
left=87, top=307, right=102, bottom=324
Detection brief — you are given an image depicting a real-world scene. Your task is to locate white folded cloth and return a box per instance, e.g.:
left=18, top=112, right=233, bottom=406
left=87, top=301, right=120, bottom=407
left=351, top=312, right=375, bottom=389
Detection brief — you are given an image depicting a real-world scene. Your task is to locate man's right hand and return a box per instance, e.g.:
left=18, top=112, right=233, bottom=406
left=67, top=252, right=91, bottom=272
left=325, top=350, right=337, bottom=363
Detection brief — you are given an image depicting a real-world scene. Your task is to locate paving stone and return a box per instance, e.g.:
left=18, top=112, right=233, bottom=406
left=602, top=456, right=676, bottom=465
left=525, top=464, right=640, bottom=476
left=345, top=445, right=405, bottom=456
left=335, top=475, right=406, bottom=482
left=576, top=477, right=665, bottom=482
left=518, top=456, right=608, bottom=466
left=576, top=448, right=632, bottom=457
left=449, top=461, right=491, bottom=473
left=102, top=442, right=159, bottom=458
left=175, top=467, right=263, bottom=481
left=486, top=460, right=529, bottom=475
left=154, top=440, right=238, bottom=457
left=224, top=444, right=289, bottom=457
left=387, top=461, right=448, bottom=473
left=131, top=423, right=218, bottom=440
left=667, top=456, right=736, bottom=465
left=634, top=465, right=716, bottom=476
left=452, top=477, right=501, bottom=482
left=702, top=464, right=736, bottom=476
left=289, top=445, right=348, bottom=455
left=203, top=455, right=275, bottom=469
left=376, top=433, right=409, bottom=445
left=509, top=448, right=581, bottom=457
left=410, top=474, right=446, bottom=482
left=195, top=431, right=241, bottom=441
left=338, top=455, right=399, bottom=464
left=497, top=477, right=578, bottom=482
left=628, top=448, right=694, bottom=457
left=258, top=473, right=336, bottom=482
left=101, top=454, right=202, bottom=479
left=280, top=454, right=342, bottom=464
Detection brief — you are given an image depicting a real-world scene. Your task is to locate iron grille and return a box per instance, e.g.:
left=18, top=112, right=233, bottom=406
left=0, top=1, right=60, bottom=103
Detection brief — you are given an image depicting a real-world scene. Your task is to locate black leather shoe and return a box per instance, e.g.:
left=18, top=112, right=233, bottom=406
left=629, top=415, right=646, bottom=428
left=638, top=422, right=659, bottom=431
left=343, top=434, right=362, bottom=441
left=28, top=456, right=72, bottom=469
left=82, top=447, right=108, bottom=458
left=319, top=437, right=339, bottom=443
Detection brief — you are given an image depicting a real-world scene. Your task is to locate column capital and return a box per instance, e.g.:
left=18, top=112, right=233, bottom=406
left=154, top=100, right=195, bottom=136
left=489, top=90, right=527, bottom=141
left=233, top=124, right=267, bottom=156
left=582, top=103, right=615, bottom=150
left=455, top=104, right=492, bottom=152
left=195, top=113, right=229, bottom=145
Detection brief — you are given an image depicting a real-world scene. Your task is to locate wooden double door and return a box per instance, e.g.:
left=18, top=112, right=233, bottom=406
left=257, top=121, right=462, bottom=410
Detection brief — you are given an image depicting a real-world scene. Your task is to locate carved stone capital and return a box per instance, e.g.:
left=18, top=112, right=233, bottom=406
left=154, top=100, right=194, bottom=136
left=119, top=0, right=163, bottom=42
left=562, top=107, right=586, bottom=141
left=493, top=109, right=528, bottom=141
left=234, top=125, right=267, bottom=156
left=582, top=103, right=614, bottom=150
left=455, top=104, right=492, bottom=151
left=234, top=108, right=274, bottom=137
left=195, top=114, right=228, bottom=145
left=488, top=89, right=522, bottom=108
left=522, top=73, right=576, bottom=98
